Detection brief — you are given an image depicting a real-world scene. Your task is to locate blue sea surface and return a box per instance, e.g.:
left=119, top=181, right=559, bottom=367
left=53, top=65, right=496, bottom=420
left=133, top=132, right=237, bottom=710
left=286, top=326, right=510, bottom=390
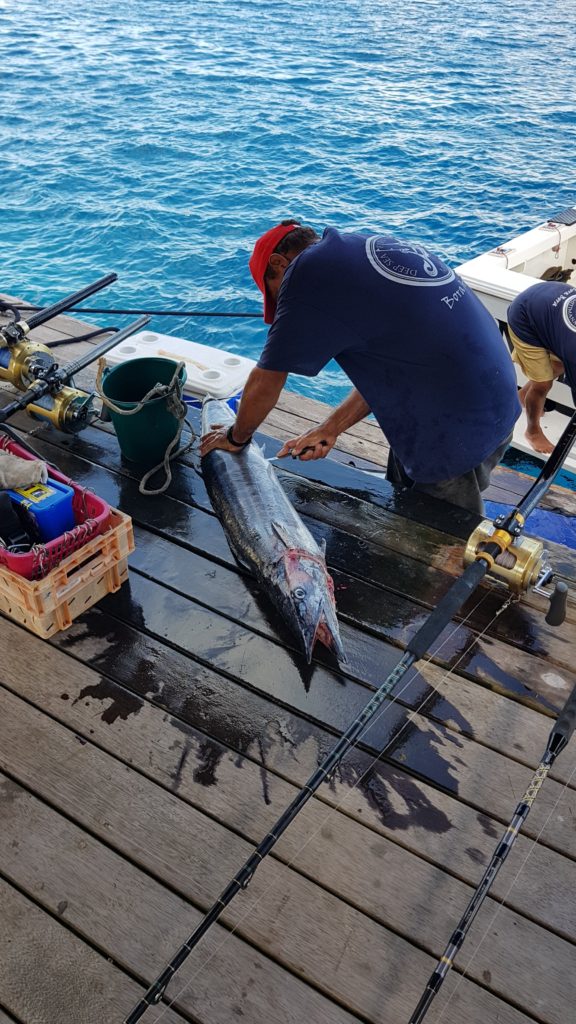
left=1, top=0, right=576, bottom=407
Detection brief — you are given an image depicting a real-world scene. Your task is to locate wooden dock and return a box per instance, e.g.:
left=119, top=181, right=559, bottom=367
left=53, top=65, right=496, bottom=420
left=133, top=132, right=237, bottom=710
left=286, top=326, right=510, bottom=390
left=1, top=304, right=576, bottom=1024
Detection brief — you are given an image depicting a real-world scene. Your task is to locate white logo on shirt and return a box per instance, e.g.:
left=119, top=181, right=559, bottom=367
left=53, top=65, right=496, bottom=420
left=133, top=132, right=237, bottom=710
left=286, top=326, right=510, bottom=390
left=365, top=237, right=456, bottom=287
left=562, top=295, right=576, bottom=333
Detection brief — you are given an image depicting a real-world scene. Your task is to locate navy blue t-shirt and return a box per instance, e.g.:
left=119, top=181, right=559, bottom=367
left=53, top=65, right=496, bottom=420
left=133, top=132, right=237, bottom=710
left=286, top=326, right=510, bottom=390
left=508, top=282, right=576, bottom=398
left=258, top=229, right=520, bottom=482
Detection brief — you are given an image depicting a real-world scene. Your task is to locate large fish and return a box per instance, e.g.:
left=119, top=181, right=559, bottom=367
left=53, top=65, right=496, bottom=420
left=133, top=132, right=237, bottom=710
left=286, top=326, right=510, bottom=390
left=201, top=397, right=345, bottom=664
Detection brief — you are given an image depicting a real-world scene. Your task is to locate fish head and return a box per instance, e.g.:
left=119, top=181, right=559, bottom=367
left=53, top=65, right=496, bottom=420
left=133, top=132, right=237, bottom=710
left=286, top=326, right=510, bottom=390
left=275, top=548, right=346, bottom=665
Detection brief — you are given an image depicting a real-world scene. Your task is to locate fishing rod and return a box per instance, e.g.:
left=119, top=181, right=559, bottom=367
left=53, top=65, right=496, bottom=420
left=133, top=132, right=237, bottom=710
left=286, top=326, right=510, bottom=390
left=0, top=315, right=149, bottom=435
left=2, top=302, right=260, bottom=319
left=124, top=413, right=575, bottom=1024
left=0, top=273, right=118, bottom=345
left=0, top=274, right=119, bottom=390
left=408, top=677, right=576, bottom=1023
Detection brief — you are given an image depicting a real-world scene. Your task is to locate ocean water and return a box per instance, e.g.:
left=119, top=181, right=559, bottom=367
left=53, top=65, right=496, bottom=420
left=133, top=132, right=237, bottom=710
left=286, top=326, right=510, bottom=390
left=1, top=0, right=576, bottom=406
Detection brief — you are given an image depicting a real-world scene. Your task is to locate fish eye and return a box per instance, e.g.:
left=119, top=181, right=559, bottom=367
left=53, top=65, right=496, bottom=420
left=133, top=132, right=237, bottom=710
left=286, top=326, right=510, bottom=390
left=293, top=586, right=306, bottom=600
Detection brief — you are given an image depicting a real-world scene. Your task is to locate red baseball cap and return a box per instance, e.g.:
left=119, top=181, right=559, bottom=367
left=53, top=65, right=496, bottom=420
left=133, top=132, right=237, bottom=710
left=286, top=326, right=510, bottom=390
left=249, top=221, right=299, bottom=323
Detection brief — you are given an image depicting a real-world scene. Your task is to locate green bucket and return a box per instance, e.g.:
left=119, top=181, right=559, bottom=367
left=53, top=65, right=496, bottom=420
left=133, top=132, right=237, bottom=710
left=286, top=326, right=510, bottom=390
left=101, top=357, right=187, bottom=465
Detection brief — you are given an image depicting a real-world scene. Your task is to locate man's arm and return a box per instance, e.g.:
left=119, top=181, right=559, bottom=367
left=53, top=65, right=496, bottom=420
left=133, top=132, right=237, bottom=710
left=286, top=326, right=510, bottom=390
left=200, top=367, right=288, bottom=455
left=277, top=388, right=371, bottom=460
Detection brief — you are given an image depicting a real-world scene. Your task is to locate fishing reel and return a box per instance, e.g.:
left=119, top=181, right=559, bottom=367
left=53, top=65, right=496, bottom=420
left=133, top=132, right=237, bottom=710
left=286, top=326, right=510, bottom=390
left=0, top=338, right=56, bottom=389
left=23, top=383, right=95, bottom=434
left=0, top=335, right=93, bottom=432
left=464, top=519, right=568, bottom=625
left=0, top=276, right=149, bottom=439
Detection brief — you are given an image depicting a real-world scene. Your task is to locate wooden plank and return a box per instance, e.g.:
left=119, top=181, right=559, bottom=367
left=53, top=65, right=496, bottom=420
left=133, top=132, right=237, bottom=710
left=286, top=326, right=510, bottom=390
left=262, top=406, right=389, bottom=466
left=0, top=879, right=189, bottom=1024
left=6, top=417, right=576, bottom=684
left=0, top=777, right=369, bottom=1024
left=274, top=470, right=576, bottom=590
left=124, top=521, right=576, bottom=719
left=0, top=394, right=519, bottom=542
left=2, top=616, right=574, bottom=937
left=274, top=393, right=576, bottom=513
left=4, top=415, right=576, bottom=733
left=276, top=388, right=336, bottom=422
left=12, top=398, right=576, bottom=593
left=128, top=531, right=576, bottom=772
left=3, top=310, right=575, bottom=515
left=276, top=389, right=385, bottom=441
left=66, top=570, right=576, bottom=857
left=124, top=521, right=576, bottom=715
left=5, top=321, right=573, bottom=655
left=275, top=390, right=576, bottom=514
left=7, top=395, right=569, bottom=724
left=490, top=465, right=576, bottom=514
left=0, top=699, right=556, bottom=1023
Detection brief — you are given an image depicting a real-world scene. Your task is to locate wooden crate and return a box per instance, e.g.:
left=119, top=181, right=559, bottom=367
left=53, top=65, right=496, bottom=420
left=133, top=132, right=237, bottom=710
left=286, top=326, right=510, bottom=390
left=0, top=507, right=134, bottom=638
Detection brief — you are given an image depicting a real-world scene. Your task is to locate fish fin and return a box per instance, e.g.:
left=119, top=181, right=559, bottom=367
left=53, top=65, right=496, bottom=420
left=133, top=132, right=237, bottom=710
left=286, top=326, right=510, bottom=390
left=229, top=541, right=254, bottom=571
left=271, top=520, right=293, bottom=548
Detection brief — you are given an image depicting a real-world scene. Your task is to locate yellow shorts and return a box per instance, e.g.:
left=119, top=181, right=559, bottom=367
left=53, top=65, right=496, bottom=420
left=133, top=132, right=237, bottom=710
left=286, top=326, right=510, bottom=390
left=508, top=327, right=564, bottom=382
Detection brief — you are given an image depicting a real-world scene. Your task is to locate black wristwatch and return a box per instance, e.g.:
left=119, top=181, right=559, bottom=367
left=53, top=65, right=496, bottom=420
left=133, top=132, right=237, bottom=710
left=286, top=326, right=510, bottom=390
left=226, top=425, right=252, bottom=449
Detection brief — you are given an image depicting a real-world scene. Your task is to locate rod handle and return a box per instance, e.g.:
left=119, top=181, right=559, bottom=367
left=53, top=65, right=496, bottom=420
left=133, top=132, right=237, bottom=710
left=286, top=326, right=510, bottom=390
left=547, top=681, right=576, bottom=759
left=545, top=581, right=569, bottom=626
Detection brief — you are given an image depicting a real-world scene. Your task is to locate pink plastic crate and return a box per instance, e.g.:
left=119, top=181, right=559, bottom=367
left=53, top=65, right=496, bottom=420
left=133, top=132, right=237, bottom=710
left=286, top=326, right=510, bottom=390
left=0, top=436, right=111, bottom=580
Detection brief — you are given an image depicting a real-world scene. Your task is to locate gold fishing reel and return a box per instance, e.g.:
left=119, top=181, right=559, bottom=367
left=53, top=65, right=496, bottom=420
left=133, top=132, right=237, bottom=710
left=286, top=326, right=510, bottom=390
left=464, top=519, right=546, bottom=593
left=464, top=519, right=568, bottom=625
left=0, top=333, right=92, bottom=432
left=23, top=383, right=95, bottom=434
left=0, top=338, right=56, bottom=389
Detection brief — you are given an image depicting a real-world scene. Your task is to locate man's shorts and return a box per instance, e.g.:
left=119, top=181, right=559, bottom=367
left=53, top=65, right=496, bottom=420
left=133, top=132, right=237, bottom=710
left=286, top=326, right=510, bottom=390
left=508, top=327, right=564, bottom=382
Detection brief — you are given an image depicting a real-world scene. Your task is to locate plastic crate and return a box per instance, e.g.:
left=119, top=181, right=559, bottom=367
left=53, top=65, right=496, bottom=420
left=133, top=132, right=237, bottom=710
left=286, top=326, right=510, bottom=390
left=0, top=506, right=134, bottom=638
left=0, top=436, right=111, bottom=580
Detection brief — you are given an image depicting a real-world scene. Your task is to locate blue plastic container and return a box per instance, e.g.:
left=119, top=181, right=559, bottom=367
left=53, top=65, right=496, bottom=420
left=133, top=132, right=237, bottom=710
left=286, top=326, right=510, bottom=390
left=8, top=478, right=76, bottom=542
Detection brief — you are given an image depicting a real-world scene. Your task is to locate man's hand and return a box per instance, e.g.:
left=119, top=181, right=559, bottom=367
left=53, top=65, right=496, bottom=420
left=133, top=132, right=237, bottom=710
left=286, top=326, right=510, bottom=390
left=277, top=426, right=337, bottom=460
left=276, top=388, right=369, bottom=461
left=200, top=367, right=289, bottom=458
left=200, top=424, right=244, bottom=457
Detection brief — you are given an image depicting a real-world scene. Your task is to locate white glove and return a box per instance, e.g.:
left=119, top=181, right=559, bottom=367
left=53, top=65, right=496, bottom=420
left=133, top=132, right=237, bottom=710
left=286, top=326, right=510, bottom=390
left=0, top=451, right=49, bottom=489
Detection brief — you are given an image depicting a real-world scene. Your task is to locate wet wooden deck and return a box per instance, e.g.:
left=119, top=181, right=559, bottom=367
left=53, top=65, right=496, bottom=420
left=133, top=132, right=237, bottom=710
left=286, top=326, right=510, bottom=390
left=1, top=304, right=576, bottom=1024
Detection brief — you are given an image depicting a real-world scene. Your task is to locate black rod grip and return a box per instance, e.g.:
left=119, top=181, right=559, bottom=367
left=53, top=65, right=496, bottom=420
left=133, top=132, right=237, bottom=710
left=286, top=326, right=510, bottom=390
left=408, top=558, right=488, bottom=660
left=547, top=681, right=576, bottom=760
left=0, top=386, right=42, bottom=422
left=25, top=273, right=118, bottom=330
left=545, top=581, right=569, bottom=627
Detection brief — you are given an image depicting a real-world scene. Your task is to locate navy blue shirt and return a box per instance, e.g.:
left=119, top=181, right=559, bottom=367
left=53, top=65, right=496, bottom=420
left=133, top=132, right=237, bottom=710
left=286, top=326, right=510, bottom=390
left=508, top=282, right=576, bottom=399
left=258, top=229, right=520, bottom=482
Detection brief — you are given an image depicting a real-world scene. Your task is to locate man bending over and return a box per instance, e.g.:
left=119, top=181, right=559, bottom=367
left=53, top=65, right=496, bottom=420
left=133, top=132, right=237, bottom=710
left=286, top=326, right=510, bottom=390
left=201, top=219, right=520, bottom=514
